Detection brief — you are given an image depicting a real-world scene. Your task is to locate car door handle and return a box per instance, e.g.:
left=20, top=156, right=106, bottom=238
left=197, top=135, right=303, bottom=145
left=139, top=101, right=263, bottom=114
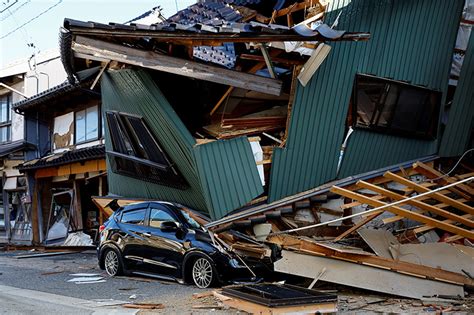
left=142, top=232, right=151, bottom=237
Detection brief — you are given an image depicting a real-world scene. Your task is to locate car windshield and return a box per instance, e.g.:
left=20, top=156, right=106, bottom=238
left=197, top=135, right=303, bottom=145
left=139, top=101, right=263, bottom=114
left=180, top=209, right=201, bottom=229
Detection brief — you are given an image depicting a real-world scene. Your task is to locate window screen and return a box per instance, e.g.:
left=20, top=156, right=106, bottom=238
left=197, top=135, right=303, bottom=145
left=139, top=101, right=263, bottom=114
left=351, top=74, right=441, bottom=139
left=121, top=209, right=146, bottom=225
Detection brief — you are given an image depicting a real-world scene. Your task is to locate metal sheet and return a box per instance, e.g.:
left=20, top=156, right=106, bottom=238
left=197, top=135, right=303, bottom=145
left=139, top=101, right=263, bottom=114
left=101, top=69, right=263, bottom=219
left=440, top=31, right=474, bottom=156
left=268, top=0, right=464, bottom=202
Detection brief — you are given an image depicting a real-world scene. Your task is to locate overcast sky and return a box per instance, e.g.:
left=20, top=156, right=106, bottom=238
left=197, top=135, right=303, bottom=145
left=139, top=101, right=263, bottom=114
left=0, top=0, right=195, bottom=68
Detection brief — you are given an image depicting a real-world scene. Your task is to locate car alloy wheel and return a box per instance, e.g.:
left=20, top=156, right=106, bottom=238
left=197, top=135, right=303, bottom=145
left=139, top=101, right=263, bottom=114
left=104, top=249, right=120, bottom=276
left=192, top=257, right=214, bottom=288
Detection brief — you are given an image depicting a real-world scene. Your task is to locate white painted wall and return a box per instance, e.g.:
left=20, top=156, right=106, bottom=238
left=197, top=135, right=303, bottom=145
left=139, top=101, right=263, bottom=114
left=0, top=51, right=67, bottom=144
left=23, top=56, right=67, bottom=98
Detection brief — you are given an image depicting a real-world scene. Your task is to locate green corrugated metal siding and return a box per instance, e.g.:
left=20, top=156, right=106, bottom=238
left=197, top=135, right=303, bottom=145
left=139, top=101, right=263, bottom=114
left=194, top=138, right=264, bottom=218
left=101, top=69, right=262, bottom=219
left=101, top=69, right=207, bottom=211
left=268, top=0, right=463, bottom=202
left=440, top=32, right=474, bottom=157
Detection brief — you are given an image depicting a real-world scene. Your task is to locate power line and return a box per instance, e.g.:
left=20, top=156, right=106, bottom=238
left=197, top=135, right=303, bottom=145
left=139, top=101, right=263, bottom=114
left=0, top=0, right=30, bottom=22
left=0, top=0, right=62, bottom=40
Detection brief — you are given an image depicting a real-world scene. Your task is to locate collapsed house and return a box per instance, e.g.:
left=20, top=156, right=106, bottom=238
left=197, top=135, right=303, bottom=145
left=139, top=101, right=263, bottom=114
left=60, top=0, right=471, bottom=219
left=8, top=0, right=474, bottom=301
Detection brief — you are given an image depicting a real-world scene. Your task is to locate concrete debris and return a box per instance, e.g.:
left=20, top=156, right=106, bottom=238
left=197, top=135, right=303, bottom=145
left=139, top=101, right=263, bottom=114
left=63, top=232, right=93, bottom=246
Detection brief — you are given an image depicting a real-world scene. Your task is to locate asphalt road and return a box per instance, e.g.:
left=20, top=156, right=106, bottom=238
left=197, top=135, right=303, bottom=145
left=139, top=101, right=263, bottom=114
left=0, top=250, right=226, bottom=314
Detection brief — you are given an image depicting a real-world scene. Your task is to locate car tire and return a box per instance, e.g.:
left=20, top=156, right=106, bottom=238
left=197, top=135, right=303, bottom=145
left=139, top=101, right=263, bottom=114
left=102, top=247, right=123, bottom=277
left=191, top=256, right=216, bottom=288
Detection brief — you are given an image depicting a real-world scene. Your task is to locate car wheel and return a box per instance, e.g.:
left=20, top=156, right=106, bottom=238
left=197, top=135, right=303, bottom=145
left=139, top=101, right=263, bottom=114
left=191, top=257, right=216, bottom=288
left=103, top=248, right=123, bottom=276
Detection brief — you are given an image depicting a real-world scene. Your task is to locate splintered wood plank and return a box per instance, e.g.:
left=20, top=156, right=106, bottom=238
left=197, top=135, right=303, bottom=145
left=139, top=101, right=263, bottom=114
left=73, top=36, right=283, bottom=96
left=357, top=181, right=474, bottom=228
left=384, top=172, right=474, bottom=215
left=330, top=186, right=474, bottom=239
left=444, top=234, right=467, bottom=242
left=413, top=162, right=474, bottom=199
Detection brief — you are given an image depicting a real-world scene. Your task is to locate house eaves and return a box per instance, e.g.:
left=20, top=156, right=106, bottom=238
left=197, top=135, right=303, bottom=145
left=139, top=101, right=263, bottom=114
left=62, top=17, right=369, bottom=45
left=18, top=144, right=105, bottom=171
left=0, top=140, right=36, bottom=158
left=13, top=66, right=100, bottom=112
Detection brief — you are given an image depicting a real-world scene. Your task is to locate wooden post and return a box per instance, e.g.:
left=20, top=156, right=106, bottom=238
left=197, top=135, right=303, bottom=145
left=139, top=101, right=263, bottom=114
left=31, top=177, right=41, bottom=245
left=73, top=180, right=83, bottom=231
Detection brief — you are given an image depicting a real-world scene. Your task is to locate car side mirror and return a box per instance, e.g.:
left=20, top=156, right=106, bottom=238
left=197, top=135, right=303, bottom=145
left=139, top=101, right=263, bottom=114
left=160, top=221, right=179, bottom=232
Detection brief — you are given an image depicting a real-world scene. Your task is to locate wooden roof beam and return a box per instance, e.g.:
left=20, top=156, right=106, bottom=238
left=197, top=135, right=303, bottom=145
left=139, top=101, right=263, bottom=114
left=72, top=36, right=283, bottom=96
left=384, top=171, right=474, bottom=215
left=357, top=180, right=474, bottom=228
left=330, top=186, right=474, bottom=239
left=413, top=161, right=474, bottom=199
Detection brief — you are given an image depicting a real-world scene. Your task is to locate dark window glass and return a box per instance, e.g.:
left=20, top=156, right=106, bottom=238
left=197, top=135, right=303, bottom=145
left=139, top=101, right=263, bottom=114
left=149, top=208, right=177, bottom=228
left=121, top=209, right=146, bottom=225
left=105, top=111, right=188, bottom=189
left=0, top=94, right=11, bottom=143
left=351, top=74, right=441, bottom=139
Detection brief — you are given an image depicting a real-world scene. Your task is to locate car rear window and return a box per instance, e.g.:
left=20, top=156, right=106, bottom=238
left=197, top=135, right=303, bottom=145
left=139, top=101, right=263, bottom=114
left=121, top=208, right=146, bottom=225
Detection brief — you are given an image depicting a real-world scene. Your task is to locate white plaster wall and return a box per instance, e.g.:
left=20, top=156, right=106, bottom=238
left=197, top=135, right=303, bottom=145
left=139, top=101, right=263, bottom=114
left=3, top=54, right=67, bottom=143
left=23, top=57, right=67, bottom=96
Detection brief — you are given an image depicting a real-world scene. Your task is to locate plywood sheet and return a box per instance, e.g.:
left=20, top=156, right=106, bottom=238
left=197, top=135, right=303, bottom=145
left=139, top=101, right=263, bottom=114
left=358, top=228, right=400, bottom=259
left=389, top=243, right=474, bottom=275
left=274, top=250, right=464, bottom=299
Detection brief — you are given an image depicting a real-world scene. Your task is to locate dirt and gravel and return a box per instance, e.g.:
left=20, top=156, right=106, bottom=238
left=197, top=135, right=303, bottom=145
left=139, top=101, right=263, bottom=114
left=0, top=248, right=473, bottom=314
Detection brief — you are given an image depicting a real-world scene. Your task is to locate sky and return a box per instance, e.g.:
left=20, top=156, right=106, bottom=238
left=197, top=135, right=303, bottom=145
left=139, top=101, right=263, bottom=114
left=0, top=0, right=195, bottom=68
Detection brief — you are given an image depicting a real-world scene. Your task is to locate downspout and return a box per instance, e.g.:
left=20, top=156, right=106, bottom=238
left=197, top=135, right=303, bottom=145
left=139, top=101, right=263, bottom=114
left=336, top=126, right=354, bottom=177
left=25, top=75, right=40, bottom=159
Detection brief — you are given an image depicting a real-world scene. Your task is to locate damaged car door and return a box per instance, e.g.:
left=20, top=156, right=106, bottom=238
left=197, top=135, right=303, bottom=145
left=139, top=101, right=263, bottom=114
left=117, top=205, right=150, bottom=271
left=140, top=205, right=186, bottom=279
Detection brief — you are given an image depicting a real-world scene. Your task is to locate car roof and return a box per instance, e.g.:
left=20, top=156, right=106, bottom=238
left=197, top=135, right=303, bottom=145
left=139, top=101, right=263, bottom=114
left=119, top=201, right=181, bottom=211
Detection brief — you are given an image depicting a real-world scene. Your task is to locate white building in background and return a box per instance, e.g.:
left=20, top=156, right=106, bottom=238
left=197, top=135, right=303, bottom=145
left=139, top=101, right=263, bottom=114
left=0, top=49, right=66, bottom=244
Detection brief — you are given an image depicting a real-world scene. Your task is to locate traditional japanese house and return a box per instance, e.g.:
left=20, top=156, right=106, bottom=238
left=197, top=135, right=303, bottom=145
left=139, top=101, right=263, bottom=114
left=14, top=68, right=106, bottom=245
left=0, top=51, right=66, bottom=244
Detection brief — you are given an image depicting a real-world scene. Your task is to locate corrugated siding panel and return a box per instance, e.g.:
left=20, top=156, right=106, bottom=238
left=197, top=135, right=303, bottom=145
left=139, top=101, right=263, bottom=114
left=101, top=69, right=262, bottom=219
left=194, top=137, right=264, bottom=219
left=440, top=32, right=474, bottom=157
left=101, top=69, right=208, bottom=211
left=268, top=0, right=463, bottom=202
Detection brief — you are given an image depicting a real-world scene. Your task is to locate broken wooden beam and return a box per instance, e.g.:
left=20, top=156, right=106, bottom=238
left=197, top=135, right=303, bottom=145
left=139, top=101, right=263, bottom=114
left=73, top=36, right=283, bottom=96
left=357, top=180, right=474, bottom=228
left=413, top=162, right=474, bottom=199
left=330, top=186, right=474, bottom=239
left=384, top=172, right=474, bottom=215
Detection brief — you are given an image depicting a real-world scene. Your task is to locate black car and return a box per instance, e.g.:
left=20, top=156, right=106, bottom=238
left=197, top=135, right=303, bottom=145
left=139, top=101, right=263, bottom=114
left=98, top=201, right=270, bottom=288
